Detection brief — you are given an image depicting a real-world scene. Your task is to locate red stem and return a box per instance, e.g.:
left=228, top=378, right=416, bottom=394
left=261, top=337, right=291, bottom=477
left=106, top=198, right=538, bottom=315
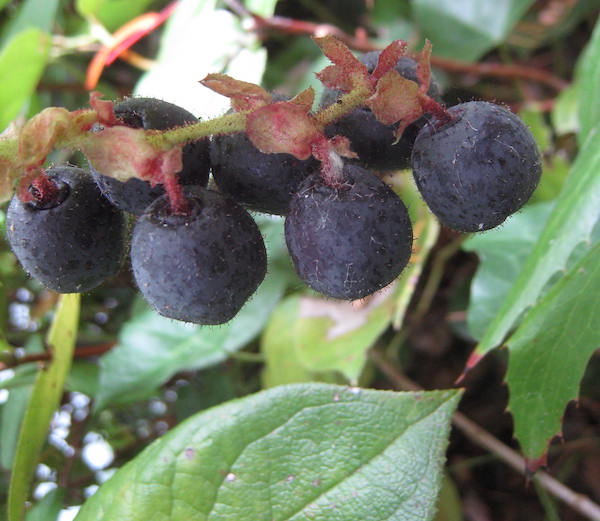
left=162, top=174, right=191, bottom=215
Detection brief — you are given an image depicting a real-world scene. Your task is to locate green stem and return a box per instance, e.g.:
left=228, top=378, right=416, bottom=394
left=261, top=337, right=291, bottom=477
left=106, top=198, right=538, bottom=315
left=314, top=86, right=371, bottom=129
left=148, top=112, right=247, bottom=149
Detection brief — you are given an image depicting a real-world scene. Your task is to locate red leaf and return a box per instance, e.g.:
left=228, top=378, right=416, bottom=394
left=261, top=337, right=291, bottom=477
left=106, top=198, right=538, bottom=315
left=367, top=70, right=422, bottom=126
left=313, top=35, right=369, bottom=93
left=80, top=126, right=183, bottom=184
left=371, top=40, right=407, bottom=82
left=290, top=87, right=315, bottom=112
left=18, top=108, right=73, bottom=167
left=415, top=40, right=433, bottom=94
left=200, top=73, right=272, bottom=112
left=246, top=102, right=322, bottom=160
left=89, top=92, right=117, bottom=126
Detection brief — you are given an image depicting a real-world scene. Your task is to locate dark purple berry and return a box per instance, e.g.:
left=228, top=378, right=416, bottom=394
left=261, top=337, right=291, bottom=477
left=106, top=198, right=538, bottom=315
left=321, top=52, right=441, bottom=172
left=411, top=101, right=542, bottom=232
left=285, top=165, right=413, bottom=300
left=7, top=166, right=126, bottom=293
left=211, top=130, right=319, bottom=216
left=91, top=97, right=210, bottom=215
left=131, top=187, right=267, bottom=324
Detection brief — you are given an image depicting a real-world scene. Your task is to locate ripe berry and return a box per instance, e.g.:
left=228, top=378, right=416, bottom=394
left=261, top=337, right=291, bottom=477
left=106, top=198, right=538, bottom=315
left=91, top=97, right=210, bottom=215
left=211, top=128, right=319, bottom=215
left=7, top=166, right=126, bottom=293
left=131, top=187, right=267, bottom=324
left=285, top=165, right=413, bottom=300
left=411, top=101, right=542, bottom=232
left=321, top=51, right=441, bottom=172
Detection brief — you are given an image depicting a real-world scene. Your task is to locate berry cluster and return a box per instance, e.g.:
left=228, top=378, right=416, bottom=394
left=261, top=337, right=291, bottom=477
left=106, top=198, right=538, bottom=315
left=5, top=46, right=542, bottom=325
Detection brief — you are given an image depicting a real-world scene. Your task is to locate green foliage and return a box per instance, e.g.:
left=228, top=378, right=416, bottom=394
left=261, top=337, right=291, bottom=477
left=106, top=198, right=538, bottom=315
left=476, top=127, right=600, bottom=354
left=0, top=28, right=49, bottom=131
left=506, top=241, right=600, bottom=460
left=75, top=384, right=462, bottom=521
left=412, top=0, right=535, bottom=61
left=8, top=294, right=79, bottom=521
left=75, top=0, right=155, bottom=31
left=576, top=17, right=600, bottom=146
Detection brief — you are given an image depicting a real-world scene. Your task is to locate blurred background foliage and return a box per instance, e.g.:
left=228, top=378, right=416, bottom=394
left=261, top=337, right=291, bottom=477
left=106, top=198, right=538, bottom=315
left=0, top=1, right=599, bottom=520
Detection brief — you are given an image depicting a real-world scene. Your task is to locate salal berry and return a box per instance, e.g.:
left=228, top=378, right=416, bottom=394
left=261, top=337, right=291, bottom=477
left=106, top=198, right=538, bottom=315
left=321, top=51, right=441, bottom=172
left=131, top=187, right=267, bottom=324
left=210, top=132, right=319, bottom=215
left=411, top=101, right=542, bottom=232
left=285, top=165, right=413, bottom=300
left=7, top=166, right=126, bottom=293
left=91, top=97, right=210, bottom=215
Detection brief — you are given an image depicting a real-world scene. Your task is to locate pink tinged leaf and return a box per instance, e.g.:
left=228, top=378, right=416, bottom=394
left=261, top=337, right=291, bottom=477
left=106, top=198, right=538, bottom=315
left=371, top=40, right=407, bottom=82
left=313, top=35, right=369, bottom=92
left=416, top=40, right=433, bottom=95
left=290, top=87, right=315, bottom=112
left=246, top=102, right=322, bottom=160
left=89, top=92, right=118, bottom=126
left=367, top=70, right=422, bottom=126
left=200, top=74, right=272, bottom=112
left=0, top=157, right=18, bottom=204
left=80, top=126, right=183, bottom=184
left=18, top=107, right=73, bottom=167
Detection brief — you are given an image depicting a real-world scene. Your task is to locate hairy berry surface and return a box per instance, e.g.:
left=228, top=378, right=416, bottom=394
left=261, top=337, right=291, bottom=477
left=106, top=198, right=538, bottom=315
left=411, top=101, right=542, bottom=232
left=7, top=166, right=126, bottom=293
left=131, top=187, right=267, bottom=324
left=211, top=126, right=318, bottom=215
left=322, top=52, right=441, bottom=172
left=285, top=165, right=413, bottom=300
left=91, top=97, right=210, bottom=215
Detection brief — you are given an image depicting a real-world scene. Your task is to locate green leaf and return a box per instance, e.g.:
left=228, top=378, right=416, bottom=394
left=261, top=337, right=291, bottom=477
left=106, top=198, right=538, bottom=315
left=464, top=202, right=554, bottom=340
left=476, top=127, right=600, bottom=356
left=8, top=294, right=80, bottom=521
left=577, top=17, right=600, bottom=146
left=25, top=488, right=65, bottom=521
left=412, top=0, right=535, bottom=61
left=76, top=0, right=155, bottom=31
left=75, top=384, right=462, bottom=521
left=505, top=241, right=600, bottom=461
left=133, top=0, right=268, bottom=119
left=261, top=297, right=319, bottom=387
left=244, top=0, right=279, bottom=17
left=1, top=0, right=59, bottom=45
left=0, top=28, right=50, bottom=132
left=551, top=84, right=579, bottom=136
left=0, top=385, right=32, bottom=470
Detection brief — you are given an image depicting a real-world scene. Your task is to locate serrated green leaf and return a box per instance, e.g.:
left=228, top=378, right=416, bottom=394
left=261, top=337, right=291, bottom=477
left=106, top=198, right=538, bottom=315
left=8, top=294, right=80, bottom=521
left=505, top=241, right=600, bottom=460
left=412, top=0, right=535, bottom=61
left=464, top=202, right=554, bottom=340
left=0, top=28, right=50, bottom=132
left=476, top=127, right=600, bottom=355
left=94, top=217, right=290, bottom=410
left=75, top=384, right=462, bottom=521
left=577, top=17, right=600, bottom=146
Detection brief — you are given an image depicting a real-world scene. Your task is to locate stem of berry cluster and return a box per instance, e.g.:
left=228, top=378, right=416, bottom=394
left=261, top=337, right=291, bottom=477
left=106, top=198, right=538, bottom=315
left=314, top=86, right=372, bottom=129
